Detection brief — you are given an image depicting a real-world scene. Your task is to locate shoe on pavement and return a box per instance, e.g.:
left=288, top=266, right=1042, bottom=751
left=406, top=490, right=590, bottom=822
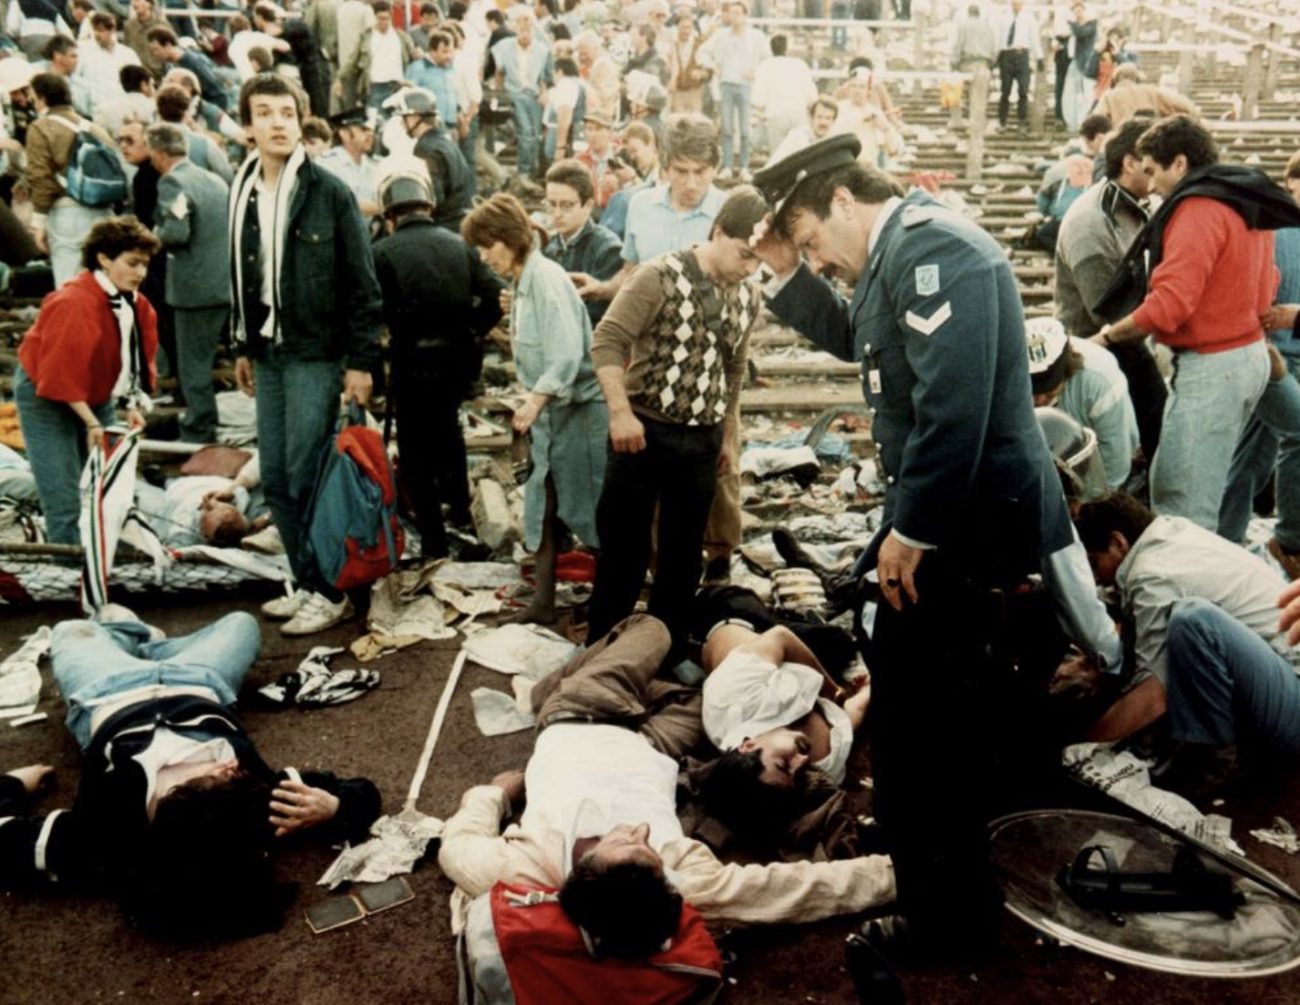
left=280, top=593, right=355, bottom=636
left=262, top=588, right=310, bottom=620
left=1268, top=537, right=1300, bottom=581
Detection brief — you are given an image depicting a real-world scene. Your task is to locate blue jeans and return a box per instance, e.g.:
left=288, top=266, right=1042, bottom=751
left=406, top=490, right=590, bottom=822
left=46, top=202, right=109, bottom=288
left=51, top=611, right=261, bottom=748
left=510, top=90, right=543, bottom=178
left=719, top=82, right=752, bottom=172
left=1061, top=65, right=1095, bottom=133
left=1166, top=598, right=1300, bottom=756
left=252, top=348, right=343, bottom=594
left=13, top=364, right=115, bottom=545
left=1150, top=340, right=1269, bottom=531
left=1219, top=361, right=1300, bottom=551
left=366, top=79, right=403, bottom=111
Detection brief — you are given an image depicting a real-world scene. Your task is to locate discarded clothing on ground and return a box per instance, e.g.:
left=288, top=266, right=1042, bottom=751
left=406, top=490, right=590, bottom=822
left=0, top=626, right=48, bottom=719
left=259, top=646, right=380, bottom=708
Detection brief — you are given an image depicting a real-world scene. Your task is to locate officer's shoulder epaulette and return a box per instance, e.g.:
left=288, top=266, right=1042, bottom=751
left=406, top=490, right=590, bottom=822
left=899, top=204, right=945, bottom=229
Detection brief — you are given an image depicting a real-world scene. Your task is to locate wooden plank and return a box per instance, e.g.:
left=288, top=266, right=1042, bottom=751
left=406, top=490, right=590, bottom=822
left=739, top=385, right=864, bottom=412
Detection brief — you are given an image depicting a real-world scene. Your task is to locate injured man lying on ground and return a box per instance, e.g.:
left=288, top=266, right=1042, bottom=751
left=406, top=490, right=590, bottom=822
left=132, top=451, right=273, bottom=549
left=0, top=607, right=381, bottom=938
left=438, top=614, right=896, bottom=957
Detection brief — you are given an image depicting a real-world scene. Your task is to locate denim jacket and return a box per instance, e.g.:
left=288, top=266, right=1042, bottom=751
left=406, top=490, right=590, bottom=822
left=232, top=154, right=382, bottom=369
left=511, top=248, right=600, bottom=403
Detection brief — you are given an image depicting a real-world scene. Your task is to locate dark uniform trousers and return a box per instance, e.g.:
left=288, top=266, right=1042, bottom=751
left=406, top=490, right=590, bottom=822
left=587, top=417, right=724, bottom=657
left=998, top=48, right=1031, bottom=126
left=392, top=351, right=474, bottom=559
left=863, top=550, right=1011, bottom=947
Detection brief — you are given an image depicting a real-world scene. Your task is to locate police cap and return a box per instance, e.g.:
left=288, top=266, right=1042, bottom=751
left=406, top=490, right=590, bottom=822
left=751, top=132, right=862, bottom=212
left=329, top=107, right=374, bottom=130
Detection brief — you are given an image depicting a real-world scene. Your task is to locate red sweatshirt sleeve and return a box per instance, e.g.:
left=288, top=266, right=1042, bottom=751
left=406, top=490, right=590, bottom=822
left=24, top=295, right=102, bottom=403
left=1131, top=197, right=1226, bottom=337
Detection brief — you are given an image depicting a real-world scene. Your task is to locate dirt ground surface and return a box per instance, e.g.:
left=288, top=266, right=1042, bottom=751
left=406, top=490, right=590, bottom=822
left=3, top=584, right=1300, bottom=1005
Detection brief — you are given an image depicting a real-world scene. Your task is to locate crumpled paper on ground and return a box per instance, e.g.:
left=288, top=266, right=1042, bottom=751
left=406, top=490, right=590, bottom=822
left=432, top=561, right=521, bottom=590
left=351, top=564, right=459, bottom=660
left=1250, top=817, right=1300, bottom=854
left=0, top=626, right=49, bottom=719
left=318, top=811, right=445, bottom=888
left=464, top=625, right=572, bottom=736
left=1064, top=742, right=1245, bottom=856
left=471, top=684, right=536, bottom=736
left=460, top=622, right=577, bottom=680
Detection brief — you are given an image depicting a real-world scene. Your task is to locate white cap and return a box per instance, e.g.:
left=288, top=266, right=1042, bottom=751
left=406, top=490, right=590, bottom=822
left=1025, top=316, right=1069, bottom=375
left=0, top=57, right=35, bottom=96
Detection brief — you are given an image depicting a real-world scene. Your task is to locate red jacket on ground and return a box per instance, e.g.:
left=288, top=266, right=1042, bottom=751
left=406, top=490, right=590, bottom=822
left=1132, top=195, right=1278, bottom=354
left=18, top=271, right=158, bottom=406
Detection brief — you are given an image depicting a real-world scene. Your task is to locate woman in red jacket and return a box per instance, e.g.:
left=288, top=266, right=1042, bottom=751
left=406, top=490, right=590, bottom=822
left=14, top=216, right=160, bottom=545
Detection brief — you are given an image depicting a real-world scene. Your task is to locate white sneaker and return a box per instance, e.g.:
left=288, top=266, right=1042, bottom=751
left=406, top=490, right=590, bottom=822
left=280, top=592, right=355, bottom=636
left=262, top=588, right=310, bottom=620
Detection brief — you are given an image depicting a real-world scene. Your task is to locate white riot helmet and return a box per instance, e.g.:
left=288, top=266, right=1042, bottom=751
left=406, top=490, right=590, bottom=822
left=1037, top=406, right=1108, bottom=503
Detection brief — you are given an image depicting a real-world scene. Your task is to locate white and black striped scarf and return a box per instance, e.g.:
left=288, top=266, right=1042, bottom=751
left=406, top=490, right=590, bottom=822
left=227, top=143, right=307, bottom=349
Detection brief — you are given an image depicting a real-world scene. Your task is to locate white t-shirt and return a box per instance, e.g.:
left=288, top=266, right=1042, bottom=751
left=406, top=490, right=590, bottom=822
left=369, top=27, right=404, bottom=84
left=133, top=726, right=236, bottom=811
left=702, top=647, right=853, bottom=784
left=522, top=723, right=683, bottom=877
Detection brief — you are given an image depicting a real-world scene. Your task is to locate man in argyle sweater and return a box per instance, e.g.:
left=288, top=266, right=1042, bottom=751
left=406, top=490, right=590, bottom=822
left=585, top=187, right=768, bottom=662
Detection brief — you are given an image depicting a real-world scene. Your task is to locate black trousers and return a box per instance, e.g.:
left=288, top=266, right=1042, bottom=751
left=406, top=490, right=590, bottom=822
left=1053, top=46, right=1070, bottom=121
left=862, top=551, right=1010, bottom=946
left=393, top=357, right=471, bottom=558
left=1107, top=339, right=1167, bottom=461
left=587, top=418, right=723, bottom=654
left=998, top=49, right=1031, bottom=126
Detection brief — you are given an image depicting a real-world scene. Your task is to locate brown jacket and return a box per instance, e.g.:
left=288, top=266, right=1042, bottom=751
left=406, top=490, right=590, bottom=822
left=25, top=106, right=116, bottom=214
left=124, top=13, right=169, bottom=79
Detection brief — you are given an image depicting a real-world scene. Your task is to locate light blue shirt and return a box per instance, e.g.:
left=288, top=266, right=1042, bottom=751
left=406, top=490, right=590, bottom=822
left=512, top=248, right=599, bottom=402
left=407, top=58, right=460, bottom=123
left=316, top=146, right=380, bottom=209
left=491, top=36, right=551, bottom=96
left=621, top=184, right=726, bottom=264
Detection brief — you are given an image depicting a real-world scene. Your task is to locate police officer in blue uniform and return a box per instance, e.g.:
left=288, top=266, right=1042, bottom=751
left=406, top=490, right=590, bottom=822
left=317, top=108, right=382, bottom=218
left=750, top=135, right=1120, bottom=972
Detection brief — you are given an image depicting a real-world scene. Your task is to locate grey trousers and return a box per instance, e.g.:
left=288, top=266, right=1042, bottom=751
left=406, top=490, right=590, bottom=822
left=175, top=304, right=228, bottom=444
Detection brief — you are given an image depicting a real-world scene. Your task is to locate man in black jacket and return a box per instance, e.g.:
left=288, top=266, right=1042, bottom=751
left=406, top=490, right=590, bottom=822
left=228, top=74, right=383, bottom=637
left=0, top=608, right=381, bottom=938
left=372, top=164, right=503, bottom=557
left=383, top=86, right=474, bottom=233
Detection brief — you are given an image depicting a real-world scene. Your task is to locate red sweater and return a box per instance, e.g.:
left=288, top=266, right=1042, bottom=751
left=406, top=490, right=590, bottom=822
left=1131, top=196, right=1278, bottom=354
left=18, top=271, right=158, bottom=406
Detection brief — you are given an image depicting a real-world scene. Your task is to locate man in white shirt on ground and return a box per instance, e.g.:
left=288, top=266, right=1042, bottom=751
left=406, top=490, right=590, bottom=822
left=438, top=614, right=896, bottom=951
